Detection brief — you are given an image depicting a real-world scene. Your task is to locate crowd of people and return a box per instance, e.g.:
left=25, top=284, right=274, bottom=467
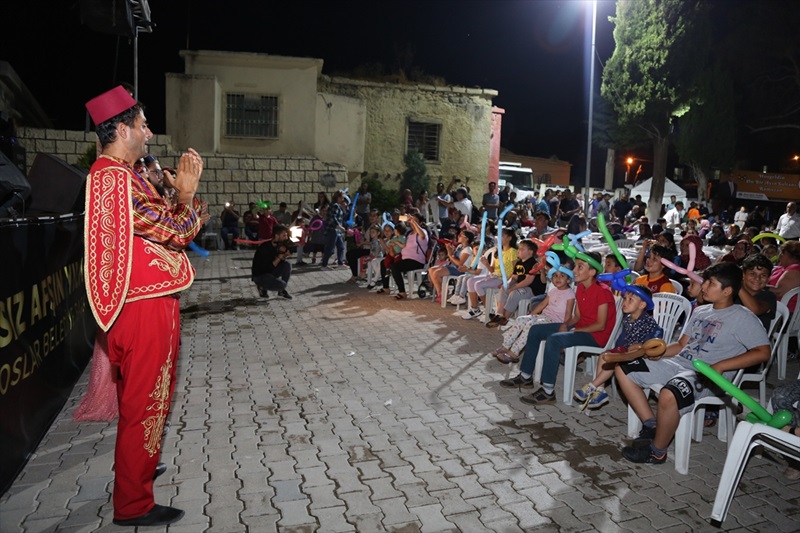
left=73, top=81, right=800, bottom=528
left=244, top=180, right=800, bottom=473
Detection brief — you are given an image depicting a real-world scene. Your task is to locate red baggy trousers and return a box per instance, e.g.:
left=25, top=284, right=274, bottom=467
left=106, top=296, right=181, bottom=520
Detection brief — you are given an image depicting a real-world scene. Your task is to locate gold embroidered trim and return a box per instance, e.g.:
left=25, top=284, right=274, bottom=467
left=141, top=316, right=175, bottom=457
left=142, top=240, right=182, bottom=277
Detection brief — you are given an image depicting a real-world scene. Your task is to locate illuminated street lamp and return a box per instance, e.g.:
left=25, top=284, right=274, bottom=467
left=584, top=0, right=597, bottom=214
left=625, top=157, right=634, bottom=184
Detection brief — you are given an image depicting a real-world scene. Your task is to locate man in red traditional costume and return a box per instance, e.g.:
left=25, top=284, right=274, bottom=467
left=84, top=86, right=203, bottom=527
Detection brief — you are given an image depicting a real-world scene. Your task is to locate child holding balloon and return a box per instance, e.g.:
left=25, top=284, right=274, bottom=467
left=616, top=262, right=770, bottom=465
left=634, top=245, right=676, bottom=294
left=499, top=251, right=617, bottom=405
left=574, top=285, right=663, bottom=410
left=492, top=260, right=575, bottom=364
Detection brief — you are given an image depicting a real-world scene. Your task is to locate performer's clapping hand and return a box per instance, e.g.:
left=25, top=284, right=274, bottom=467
left=165, top=148, right=203, bottom=204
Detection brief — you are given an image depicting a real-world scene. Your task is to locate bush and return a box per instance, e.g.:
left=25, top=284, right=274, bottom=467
left=399, top=151, right=430, bottom=201
left=361, top=176, right=396, bottom=214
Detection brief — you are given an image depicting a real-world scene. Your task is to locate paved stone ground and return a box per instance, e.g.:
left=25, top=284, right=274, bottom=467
left=2, top=250, right=800, bottom=532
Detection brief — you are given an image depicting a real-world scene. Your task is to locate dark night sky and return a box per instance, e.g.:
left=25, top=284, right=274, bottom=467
left=1, top=0, right=618, bottom=183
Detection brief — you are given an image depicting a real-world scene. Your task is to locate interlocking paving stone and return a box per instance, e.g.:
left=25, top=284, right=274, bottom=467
left=4, top=252, right=800, bottom=532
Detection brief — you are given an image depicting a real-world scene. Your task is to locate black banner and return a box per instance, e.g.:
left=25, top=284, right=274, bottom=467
left=0, top=214, right=95, bottom=494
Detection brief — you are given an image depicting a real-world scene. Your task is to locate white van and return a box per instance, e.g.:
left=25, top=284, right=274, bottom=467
left=497, top=162, right=537, bottom=203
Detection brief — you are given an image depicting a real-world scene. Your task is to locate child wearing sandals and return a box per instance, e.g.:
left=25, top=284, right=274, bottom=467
left=573, top=285, right=663, bottom=410
left=363, top=225, right=387, bottom=289
left=493, top=263, right=575, bottom=364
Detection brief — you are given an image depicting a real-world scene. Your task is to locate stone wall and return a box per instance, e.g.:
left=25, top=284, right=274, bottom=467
left=16, top=127, right=348, bottom=216
left=320, top=76, right=497, bottom=190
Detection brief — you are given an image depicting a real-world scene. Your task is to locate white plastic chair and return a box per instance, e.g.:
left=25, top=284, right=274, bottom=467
left=439, top=274, right=463, bottom=308
left=735, top=302, right=790, bottom=407
left=615, top=239, right=635, bottom=248
left=483, top=287, right=500, bottom=324
left=776, top=287, right=800, bottom=380
left=450, top=274, right=472, bottom=310
left=669, top=279, right=684, bottom=295
left=710, top=421, right=800, bottom=526
left=651, top=293, right=692, bottom=343
left=562, top=298, right=624, bottom=405
left=201, top=216, right=224, bottom=251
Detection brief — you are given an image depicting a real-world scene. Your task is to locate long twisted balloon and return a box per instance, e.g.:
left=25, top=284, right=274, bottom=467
left=471, top=212, right=490, bottom=269
left=661, top=239, right=702, bottom=283
left=597, top=213, right=630, bottom=281
left=496, top=204, right=515, bottom=289
left=693, top=360, right=792, bottom=429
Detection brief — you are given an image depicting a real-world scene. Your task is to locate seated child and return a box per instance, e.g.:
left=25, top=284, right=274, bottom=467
left=434, top=247, right=449, bottom=267
left=616, top=262, right=770, bottom=465
left=487, top=239, right=545, bottom=328
left=634, top=244, right=676, bottom=294
left=429, top=230, right=474, bottom=302
left=574, top=286, right=663, bottom=409
left=448, top=240, right=490, bottom=305
left=499, top=251, right=617, bottom=405
left=493, top=263, right=575, bottom=364
left=601, top=253, right=625, bottom=294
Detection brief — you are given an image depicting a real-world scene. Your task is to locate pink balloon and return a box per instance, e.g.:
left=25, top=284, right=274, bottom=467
left=661, top=239, right=702, bottom=283
left=686, top=239, right=696, bottom=272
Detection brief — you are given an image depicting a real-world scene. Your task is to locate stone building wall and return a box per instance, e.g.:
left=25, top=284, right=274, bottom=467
left=16, top=127, right=347, bottom=216
left=319, top=76, right=497, bottom=190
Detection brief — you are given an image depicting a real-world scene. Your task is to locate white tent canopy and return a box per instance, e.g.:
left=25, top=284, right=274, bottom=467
left=629, top=177, right=687, bottom=207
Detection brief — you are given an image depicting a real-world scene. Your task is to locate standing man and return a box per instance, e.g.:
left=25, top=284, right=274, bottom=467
left=538, top=190, right=552, bottom=215
left=612, top=193, right=632, bottom=223
left=598, top=193, right=611, bottom=219
left=482, top=181, right=501, bottom=220
left=558, top=189, right=581, bottom=227
left=355, top=182, right=372, bottom=229
left=665, top=195, right=677, bottom=213
left=664, top=201, right=684, bottom=230
left=548, top=189, right=560, bottom=218
left=321, top=190, right=347, bottom=267
left=776, top=202, right=800, bottom=240
left=434, top=182, right=451, bottom=224
left=84, top=86, right=203, bottom=526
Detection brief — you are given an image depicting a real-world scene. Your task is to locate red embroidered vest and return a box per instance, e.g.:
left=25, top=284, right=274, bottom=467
left=85, top=156, right=195, bottom=331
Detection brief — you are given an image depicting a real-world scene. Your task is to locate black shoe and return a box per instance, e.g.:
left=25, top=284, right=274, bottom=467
left=113, top=504, right=185, bottom=527
left=622, top=445, right=667, bottom=464
left=258, top=287, right=269, bottom=298
left=162, top=420, right=171, bottom=438
left=154, top=463, right=167, bottom=480
left=520, top=388, right=556, bottom=405
left=277, top=290, right=293, bottom=300
left=499, top=373, right=534, bottom=389
left=633, top=425, right=657, bottom=447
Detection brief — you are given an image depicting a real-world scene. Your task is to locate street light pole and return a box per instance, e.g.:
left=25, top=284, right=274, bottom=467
left=584, top=0, right=597, bottom=215
left=625, top=157, right=633, bottom=185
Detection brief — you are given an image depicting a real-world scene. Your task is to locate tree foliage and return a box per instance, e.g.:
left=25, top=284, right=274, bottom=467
left=399, top=150, right=430, bottom=200
left=602, top=0, right=708, bottom=219
left=673, top=64, right=736, bottom=200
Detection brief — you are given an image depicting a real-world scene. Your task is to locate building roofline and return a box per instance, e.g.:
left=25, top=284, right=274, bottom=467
left=321, top=74, right=498, bottom=97
left=179, top=50, right=324, bottom=75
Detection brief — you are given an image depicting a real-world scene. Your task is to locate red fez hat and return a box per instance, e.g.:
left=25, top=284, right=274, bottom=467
left=85, top=86, right=137, bottom=125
